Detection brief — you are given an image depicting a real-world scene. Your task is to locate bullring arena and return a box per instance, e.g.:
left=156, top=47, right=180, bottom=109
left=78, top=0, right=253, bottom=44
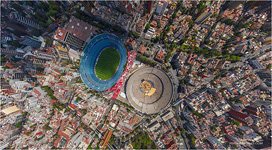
left=125, top=67, right=173, bottom=114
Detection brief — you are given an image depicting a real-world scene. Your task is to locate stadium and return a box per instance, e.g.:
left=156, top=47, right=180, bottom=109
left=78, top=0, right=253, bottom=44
left=125, top=67, right=173, bottom=114
left=79, top=33, right=127, bottom=91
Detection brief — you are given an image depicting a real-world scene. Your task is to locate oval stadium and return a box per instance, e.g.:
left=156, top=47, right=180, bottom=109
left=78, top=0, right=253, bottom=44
left=125, top=67, right=173, bottom=114
left=79, top=33, right=127, bottom=91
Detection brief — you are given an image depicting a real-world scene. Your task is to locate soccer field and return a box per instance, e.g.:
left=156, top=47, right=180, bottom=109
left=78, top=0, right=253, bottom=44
left=95, top=47, right=121, bottom=80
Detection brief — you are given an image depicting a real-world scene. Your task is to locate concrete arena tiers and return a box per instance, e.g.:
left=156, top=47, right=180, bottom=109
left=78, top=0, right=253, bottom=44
left=79, top=33, right=127, bottom=91
left=125, top=67, right=173, bottom=114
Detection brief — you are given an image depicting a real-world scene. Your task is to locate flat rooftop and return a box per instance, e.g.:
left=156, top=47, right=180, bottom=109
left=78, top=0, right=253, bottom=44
left=2, top=105, right=20, bottom=115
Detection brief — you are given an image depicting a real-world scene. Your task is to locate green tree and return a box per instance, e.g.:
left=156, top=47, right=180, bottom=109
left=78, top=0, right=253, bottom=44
left=165, top=49, right=176, bottom=63
left=131, top=132, right=156, bottom=149
left=145, top=23, right=151, bottom=31
left=229, top=55, right=241, bottom=62
left=178, top=44, right=191, bottom=52
left=42, top=86, right=57, bottom=99
left=75, top=97, right=82, bottom=102
left=39, top=2, right=49, bottom=11
left=192, top=110, right=204, bottom=119
left=151, top=36, right=160, bottom=43
left=197, top=2, right=206, bottom=13
left=7, top=40, right=21, bottom=47
left=136, top=55, right=157, bottom=67
left=43, top=123, right=52, bottom=130
left=165, top=26, right=170, bottom=32
left=45, top=38, right=53, bottom=47
left=266, top=64, right=272, bottom=70
left=172, top=12, right=177, bottom=19
left=129, top=31, right=140, bottom=38
left=223, top=19, right=234, bottom=25
left=231, top=120, right=240, bottom=126
left=15, top=122, right=23, bottom=128
left=1, top=55, right=7, bottom=64
left=47, top=9, right=57, bottom=17
left=186, top=133, right=196, bottom=148
left=157, top=20, right=161, bottom=28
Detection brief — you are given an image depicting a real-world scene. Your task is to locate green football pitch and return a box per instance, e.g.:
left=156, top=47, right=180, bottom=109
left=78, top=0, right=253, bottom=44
left=95, top=47, right=121, bottom=80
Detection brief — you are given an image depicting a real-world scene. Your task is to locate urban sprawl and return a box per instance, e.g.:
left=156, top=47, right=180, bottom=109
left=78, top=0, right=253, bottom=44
left=0, top=1, right=271, bottom=150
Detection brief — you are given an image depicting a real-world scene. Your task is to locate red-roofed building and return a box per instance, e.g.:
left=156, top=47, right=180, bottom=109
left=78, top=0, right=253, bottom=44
left=165, top=140, right=175, bottom=149
left=68, top=103, right=77, bottom=110
left=239, top=96, right=249, bottom=106
left=150, top=20, right=157, bottom=28
left=54, top=28, right=67, bottom=41
left=223, top=125, right=235, bottom=135
left=155, top=50, right=165, bottom=62
left=147, top=1, right=153, bottom=14
left=245, top=105, right=263, bottom=116
left=53, top=16, right=98, bottom=49
left=51, top=99, right=57, bottom=104
left=32, top=87, right=46, bottom=99
left=54, top=135, right=69, bottom=148
left=4, top=61, right=14, bottom=69
left=76, top=110, right=82, bottom=117
left=1, top=89, right=15, bottom=95
left=216, top=115, right=225, bottom=124
left=125, top=38, right=136, bottom=50
left=0, top=79, right=12, bottom=94
left=33, top=88, right=41, bottom=97
left=138, top=44, right=147, bottom=54
left=35, top=131, right=44, bottom=139
left=228, top=109, right=253, bottom=126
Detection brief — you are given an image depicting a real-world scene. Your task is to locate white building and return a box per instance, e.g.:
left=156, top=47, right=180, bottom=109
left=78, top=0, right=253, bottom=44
left=9, top=80, right=32, bottom=93
left=32, top=86, right=46, bottom=99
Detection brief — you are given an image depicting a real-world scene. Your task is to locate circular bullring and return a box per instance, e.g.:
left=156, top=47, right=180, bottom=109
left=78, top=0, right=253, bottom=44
left=79, top=33, right=127, bottom=91
left=125, top=67, right=173, bottom=114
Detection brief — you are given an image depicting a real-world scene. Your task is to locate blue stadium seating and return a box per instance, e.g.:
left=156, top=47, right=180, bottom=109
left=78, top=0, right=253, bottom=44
left=79, top=33, right=127, bottom=91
